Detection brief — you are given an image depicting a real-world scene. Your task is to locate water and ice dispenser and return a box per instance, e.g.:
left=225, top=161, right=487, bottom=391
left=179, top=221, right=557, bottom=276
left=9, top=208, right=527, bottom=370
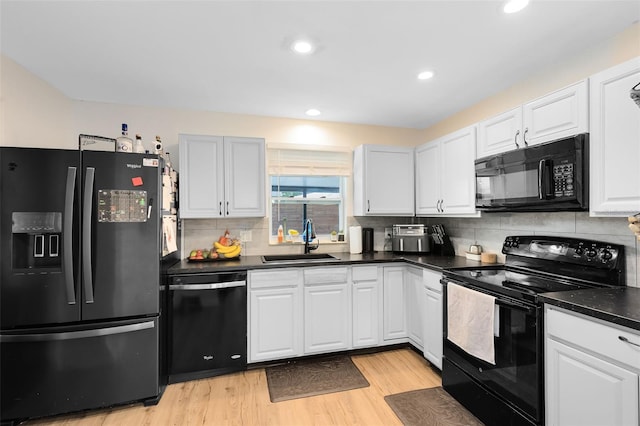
left=12, top=212, right=63, bottom=271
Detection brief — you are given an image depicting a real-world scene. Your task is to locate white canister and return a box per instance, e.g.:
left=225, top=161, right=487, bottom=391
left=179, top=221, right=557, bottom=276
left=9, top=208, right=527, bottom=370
left=349, top=226, right=362, bottom=254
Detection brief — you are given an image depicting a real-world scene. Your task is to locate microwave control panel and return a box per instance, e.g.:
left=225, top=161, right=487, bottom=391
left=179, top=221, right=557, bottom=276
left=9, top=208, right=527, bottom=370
left=553, top=163, right=574, bottom=198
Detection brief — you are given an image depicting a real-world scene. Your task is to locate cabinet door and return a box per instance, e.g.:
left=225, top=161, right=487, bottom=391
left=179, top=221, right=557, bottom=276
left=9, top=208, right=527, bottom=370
left=383, top=267, right=407, bottom=341
left=361, top=146, right=415, bottom=216
left=589, top=57, right=640, bottom=216
left=249, top=287, right=302, bottom=362
left=406, top=268, right=424, bottom=349
left=424, top=288, right=442, bottom=369
left=440, top=126, right=477, bottom=214
left=477, top=107, right=523, bottom=158
left=546, top=339, right=639, bottom=426
left=224, top=137, right=265, bottom=217
left=415, top=141, right=441, bottom=215
left=178, top=134, right=224, bottom=218
left=423, top=269, right=442, bottom=369
left=353, top=282, right=379, bottom=348
left=523, top=80, right=588, bottom=147
left=304, top=283, right=351, bottom=354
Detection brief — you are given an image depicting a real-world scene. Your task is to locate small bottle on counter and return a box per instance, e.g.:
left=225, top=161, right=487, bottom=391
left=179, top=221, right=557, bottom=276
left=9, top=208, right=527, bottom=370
left=116, top=123, right=133, bottom=153
left=277, top=224, right=284, bottom=243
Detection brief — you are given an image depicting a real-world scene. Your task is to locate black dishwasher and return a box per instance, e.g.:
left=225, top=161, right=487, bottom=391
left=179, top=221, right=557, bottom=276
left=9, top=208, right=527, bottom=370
left=168, top=271, right=247, bottom=383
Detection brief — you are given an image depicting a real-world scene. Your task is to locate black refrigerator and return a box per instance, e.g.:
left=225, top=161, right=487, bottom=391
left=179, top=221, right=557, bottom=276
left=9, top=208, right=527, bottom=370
left=0, top=146, right=161, bottom=423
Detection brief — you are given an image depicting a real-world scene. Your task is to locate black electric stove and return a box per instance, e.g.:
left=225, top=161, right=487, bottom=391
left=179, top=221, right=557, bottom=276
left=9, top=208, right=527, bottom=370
left=441, top=235, right=626, bottom=426
left=446, top=235, right=626, bottom=302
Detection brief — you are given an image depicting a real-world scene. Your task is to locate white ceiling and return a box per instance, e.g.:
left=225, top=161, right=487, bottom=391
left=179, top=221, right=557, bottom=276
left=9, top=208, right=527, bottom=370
left=1, top=1, right=639, bottom=129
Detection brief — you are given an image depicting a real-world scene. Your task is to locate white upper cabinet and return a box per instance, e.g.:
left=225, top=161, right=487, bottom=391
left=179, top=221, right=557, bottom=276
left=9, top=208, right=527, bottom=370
left=415, top=125, right=478, bottom=216
left=353, top=145, right=415, bottom=216
left=179, top=134, right=265, bottom=218
left=476, top=107, right=523, bottom=158
left=477, top=80, right=589, bottom=158
left=589, top=57, right=640, bottom=216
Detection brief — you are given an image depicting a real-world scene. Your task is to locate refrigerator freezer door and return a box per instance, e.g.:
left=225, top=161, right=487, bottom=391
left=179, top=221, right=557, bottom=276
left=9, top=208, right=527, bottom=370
left=80, top=151, right=160, bottom=321
left=0, top=148, right=81, bottom=328
left=0, top=317, right=159, bottom=422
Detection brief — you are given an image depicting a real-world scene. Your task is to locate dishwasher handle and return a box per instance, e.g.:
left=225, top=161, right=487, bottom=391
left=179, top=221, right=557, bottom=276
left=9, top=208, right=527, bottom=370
left=169, top=281, right=246, bottom=291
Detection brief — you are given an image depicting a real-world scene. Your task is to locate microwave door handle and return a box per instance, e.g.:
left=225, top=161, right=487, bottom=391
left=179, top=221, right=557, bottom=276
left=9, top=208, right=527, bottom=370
left=538, top=159, right=553, bottom=200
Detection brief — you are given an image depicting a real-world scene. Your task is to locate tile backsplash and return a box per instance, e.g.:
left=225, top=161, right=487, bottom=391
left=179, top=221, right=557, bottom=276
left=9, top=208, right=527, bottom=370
left=181, top=212, right=639, bottom=288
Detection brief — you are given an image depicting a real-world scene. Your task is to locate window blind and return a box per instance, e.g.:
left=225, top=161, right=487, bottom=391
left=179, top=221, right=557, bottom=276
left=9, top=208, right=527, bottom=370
left=267, top=144, right=352, bottom=176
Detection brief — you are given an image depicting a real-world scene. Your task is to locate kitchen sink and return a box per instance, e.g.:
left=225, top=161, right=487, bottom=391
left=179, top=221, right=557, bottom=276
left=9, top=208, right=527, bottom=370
left=261, top=253, right=339, bottom=263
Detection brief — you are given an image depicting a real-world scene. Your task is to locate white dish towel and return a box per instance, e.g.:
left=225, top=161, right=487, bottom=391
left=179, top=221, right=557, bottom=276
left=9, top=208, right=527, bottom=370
left=447, top=282, right=496, bottom=365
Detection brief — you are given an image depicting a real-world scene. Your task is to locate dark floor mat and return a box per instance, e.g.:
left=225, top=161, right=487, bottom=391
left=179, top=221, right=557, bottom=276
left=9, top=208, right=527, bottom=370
left=385, top=387, right=484, bottom=426
left=265, top=355, right=370, bottom=403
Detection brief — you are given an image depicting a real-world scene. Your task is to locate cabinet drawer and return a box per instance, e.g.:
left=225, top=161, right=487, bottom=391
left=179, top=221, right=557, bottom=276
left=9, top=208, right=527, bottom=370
left=352, top=265, right=378, bottom=282
left=249, top=268, right=301, bottom=289
left=423, top=270, right=442, bottom=292
left=304, top=267, right=349, bottom=285
left=546, top=306, right=640, bottom=369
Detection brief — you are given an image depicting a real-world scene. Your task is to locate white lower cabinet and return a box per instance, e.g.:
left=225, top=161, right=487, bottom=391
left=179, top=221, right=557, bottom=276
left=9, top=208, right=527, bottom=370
left=352, top=265, right=381, bottom=348
left=248, top=269, right=303, bottom=363
left=406, top=267, right=424, bottom=350
left=383, top=266, right=407, bottom=341
left=303, top=267, right=351, bottom=355
left=249, top=263, right=440, bottom=363
left=422, top=269, right=443, bottom=369
left=545, top=306, right=639, bottom=426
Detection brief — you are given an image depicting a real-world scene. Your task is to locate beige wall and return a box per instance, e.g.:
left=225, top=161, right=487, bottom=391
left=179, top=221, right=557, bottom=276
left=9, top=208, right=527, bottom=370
left=70, top=101, right=423, bottom=172
left=420, top=22, right=640, bottom=142
left=0, top=55, right=74, bottom=148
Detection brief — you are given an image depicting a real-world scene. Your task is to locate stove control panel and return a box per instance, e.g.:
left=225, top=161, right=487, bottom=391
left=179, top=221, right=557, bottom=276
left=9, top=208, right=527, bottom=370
left=503, top=236, right=622, bottom=268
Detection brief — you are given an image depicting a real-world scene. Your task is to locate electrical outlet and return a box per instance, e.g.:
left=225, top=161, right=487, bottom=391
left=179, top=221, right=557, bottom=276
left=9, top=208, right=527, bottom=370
left=240, top=230, right=252, bottom=242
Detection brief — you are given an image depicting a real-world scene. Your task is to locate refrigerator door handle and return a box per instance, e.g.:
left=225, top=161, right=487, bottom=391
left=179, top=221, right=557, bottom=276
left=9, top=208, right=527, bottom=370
left=64, top=167, right=77, bottom=305
left=0, top=320, right=155, bottom=343
left=83, top=167, right=95, bottom=304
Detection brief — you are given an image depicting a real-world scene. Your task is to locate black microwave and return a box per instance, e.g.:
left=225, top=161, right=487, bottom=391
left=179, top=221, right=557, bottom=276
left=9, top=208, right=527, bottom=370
left=475, top=134, right=588, bottom=212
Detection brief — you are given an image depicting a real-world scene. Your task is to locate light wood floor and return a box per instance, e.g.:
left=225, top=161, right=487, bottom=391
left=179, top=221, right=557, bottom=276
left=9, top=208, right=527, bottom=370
left=26, top=348, right=442, bottom=426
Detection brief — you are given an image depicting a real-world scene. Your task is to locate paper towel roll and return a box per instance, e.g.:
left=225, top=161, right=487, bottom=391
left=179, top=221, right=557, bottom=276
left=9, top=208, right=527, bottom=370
left=350, top=226, right=362, bottom=254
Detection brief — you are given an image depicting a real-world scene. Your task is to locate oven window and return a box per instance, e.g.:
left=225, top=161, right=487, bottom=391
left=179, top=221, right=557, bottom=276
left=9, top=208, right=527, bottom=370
left=492, top=303, right=539, bottom=414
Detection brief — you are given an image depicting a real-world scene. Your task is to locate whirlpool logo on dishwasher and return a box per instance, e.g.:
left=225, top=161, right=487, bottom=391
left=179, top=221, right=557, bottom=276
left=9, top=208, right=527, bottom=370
left=126, top=163, right=142, bottom=169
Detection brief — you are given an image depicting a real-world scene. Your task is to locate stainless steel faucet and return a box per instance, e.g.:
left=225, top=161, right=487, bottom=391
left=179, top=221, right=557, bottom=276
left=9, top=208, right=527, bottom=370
left=304, top=219, right=318, bottom=254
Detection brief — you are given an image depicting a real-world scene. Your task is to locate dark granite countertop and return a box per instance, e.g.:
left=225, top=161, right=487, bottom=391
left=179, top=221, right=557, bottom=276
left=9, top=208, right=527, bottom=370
left=167, top=251, right=640, bottom=333
left=167, top=251, right=483, bottom=275
left=540, top=287, right=640, bottom=332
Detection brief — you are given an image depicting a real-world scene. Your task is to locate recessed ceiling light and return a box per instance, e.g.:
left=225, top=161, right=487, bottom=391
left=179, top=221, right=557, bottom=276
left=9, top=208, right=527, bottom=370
left=503, top=0, right=529, bottom=14
left=305, top=109, right=321, bottom=117
left=292, top=40, right=314, bottom=54
left=417, top=71, right=435, bottom=80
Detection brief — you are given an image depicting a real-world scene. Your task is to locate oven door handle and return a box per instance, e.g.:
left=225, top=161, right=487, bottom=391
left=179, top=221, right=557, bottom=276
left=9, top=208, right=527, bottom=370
left=494, top=298, right=536, bottom=314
